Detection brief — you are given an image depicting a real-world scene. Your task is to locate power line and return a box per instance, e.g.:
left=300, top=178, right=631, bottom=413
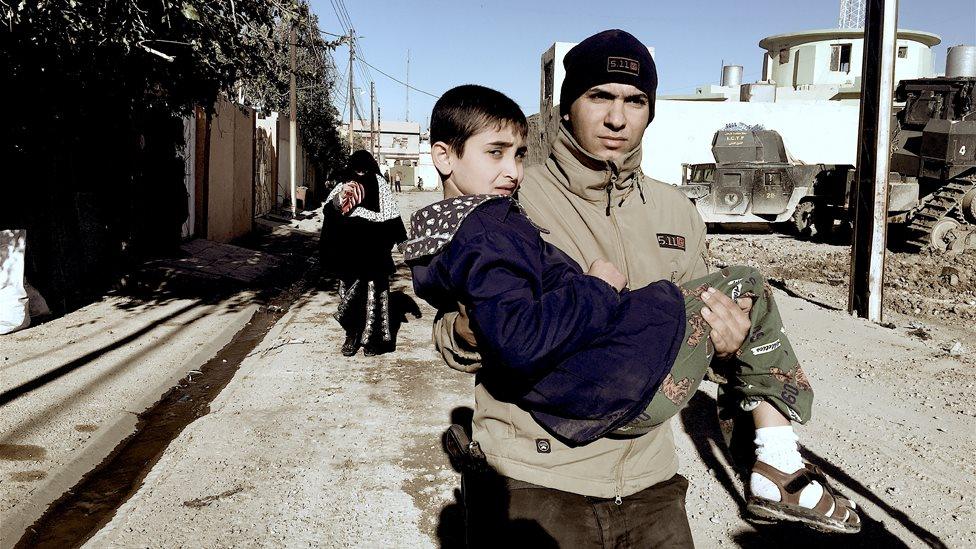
left=336, top=0, right=356, bottom=34
left=356, top=55, right=440, bottom=99
left=328, top=0, right=352, bottom=33
left=318, top=28, right=345, bottom=38
left=325, top=0, right=373, bottom=95
left=332, top=57, right=349, bottom=107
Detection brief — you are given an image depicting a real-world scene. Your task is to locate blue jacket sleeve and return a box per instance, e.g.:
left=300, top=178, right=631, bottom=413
left=442, top=230, right=620, bottom=382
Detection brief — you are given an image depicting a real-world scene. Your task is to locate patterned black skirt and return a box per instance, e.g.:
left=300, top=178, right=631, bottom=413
left=333, top=278, right=392, bottom=348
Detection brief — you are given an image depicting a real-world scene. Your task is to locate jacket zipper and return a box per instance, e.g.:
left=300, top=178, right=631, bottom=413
left=605, top=170, right=629, bottom=279
left=614, top=438, right=636, bottom=505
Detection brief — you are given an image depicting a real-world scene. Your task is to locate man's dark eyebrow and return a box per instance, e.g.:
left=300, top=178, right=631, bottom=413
left=486, top=141, right=514, bottom=147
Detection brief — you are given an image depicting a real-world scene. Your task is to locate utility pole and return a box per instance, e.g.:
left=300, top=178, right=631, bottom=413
left=370, top=81, right=376, bottom=158
left=348, top=28, right=355, bottom=151
left=377, top=105, right=382, bottom=163
left=289, top=24, right=298, bottom=217
left=848, top=0, right=898, bottom=321
left=405, top=49, right=410, bottom=122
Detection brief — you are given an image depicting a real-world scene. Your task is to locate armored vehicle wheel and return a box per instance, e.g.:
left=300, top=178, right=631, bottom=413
left=962, top=187, right=976, bottom=224
left=791, top=201, right=816, bottom=237
left=927, top=218, right=964, bottom=252
left=903, top=180, right=975, bottom=252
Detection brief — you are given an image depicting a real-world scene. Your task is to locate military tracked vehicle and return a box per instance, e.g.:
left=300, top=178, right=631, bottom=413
left=679, top=125, right=854, bottom=236
left=888, top=76, right=976, bottom=252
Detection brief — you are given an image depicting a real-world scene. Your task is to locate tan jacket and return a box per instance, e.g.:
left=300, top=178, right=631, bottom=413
left=433, top=123, right=708, bottom=498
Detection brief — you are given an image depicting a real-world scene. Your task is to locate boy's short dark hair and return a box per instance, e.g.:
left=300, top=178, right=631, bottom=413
left=430, top=85, right=528, bottom=156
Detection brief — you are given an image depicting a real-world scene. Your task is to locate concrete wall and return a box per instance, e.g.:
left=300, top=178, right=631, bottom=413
left=642, top=100, right=861, bottom=183
left=206, top=97, right=254, bottom=243
left=416, top=152, right=439, bottom=190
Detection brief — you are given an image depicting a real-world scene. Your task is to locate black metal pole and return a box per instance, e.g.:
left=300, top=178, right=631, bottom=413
left=849, top=0, right=899, bottom=321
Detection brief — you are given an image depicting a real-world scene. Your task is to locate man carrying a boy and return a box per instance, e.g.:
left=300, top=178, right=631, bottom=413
left=427, top=30, right=858, bottom=546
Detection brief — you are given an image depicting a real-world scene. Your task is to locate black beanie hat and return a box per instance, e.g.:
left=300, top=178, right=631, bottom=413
left=559, top=29, right=658, bottom=122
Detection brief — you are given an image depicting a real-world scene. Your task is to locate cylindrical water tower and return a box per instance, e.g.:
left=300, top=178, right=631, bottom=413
left=721, top=65, right=743, bottom=87
left=946, top=45, right=976, bottom=77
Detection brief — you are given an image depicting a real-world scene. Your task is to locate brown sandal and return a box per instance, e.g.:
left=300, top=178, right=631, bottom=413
left=747, top=461, right=861, bottom=534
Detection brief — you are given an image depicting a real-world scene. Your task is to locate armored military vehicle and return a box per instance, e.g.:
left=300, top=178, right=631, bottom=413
left=887, top=76, right=976, bottom=252
left=679, top=125, right=854, bottom=236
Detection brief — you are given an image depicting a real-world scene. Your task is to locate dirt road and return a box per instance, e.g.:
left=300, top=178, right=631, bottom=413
left=32, top=191, right=974, bottom=548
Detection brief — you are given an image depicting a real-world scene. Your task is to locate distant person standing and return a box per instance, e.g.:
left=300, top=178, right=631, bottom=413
left=320, top=150, right=408, bottom=356
left=394, top=171, right=402, bottom=193
left=416, top=176, right=424, bottom=190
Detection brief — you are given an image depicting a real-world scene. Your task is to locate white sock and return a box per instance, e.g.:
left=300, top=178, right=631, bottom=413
left=750, top=426, right=826, bottom=511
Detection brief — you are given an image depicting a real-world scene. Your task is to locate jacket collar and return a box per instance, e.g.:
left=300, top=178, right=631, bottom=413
left=546, top=122, right=645, bottom=209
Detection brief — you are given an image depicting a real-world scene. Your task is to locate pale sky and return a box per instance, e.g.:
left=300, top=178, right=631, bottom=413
left=312, top=0, right=976, bottom=128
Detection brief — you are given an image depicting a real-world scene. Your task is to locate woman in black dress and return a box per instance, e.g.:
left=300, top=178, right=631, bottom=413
left=320, top=151, right=407, bottom=356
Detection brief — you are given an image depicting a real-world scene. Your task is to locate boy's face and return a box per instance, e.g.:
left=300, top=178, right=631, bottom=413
left=436, top=125, right=526, bottom=197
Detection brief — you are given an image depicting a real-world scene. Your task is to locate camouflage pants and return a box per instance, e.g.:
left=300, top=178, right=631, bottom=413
left=615, top=266, right=814, bottom=435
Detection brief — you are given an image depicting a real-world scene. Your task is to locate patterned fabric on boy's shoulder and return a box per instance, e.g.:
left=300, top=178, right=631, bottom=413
left=403, top=194, right=506, bottom=262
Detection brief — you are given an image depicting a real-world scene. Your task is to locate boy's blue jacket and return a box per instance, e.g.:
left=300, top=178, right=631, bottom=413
left=406, top=195, right=686, bottom=446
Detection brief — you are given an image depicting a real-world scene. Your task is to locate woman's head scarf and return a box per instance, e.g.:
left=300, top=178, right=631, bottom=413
left=347, top=150, right=381, bottom=179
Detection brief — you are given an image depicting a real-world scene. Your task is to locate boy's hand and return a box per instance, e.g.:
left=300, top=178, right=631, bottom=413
left=339, top=181, right=364, bottom=214
left=701, top=287, right=752, bottom=359
left=587, top=259, right=627, bottom=292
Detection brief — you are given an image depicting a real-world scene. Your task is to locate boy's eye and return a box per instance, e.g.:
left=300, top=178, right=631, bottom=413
left=626, top=96, right=649, bottom=106
left=515, top=150, right=526, bottom=160
left=489, top=150, right=503, bottom=157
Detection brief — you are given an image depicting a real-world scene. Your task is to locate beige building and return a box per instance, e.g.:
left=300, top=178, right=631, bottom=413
left=759, top=28, right=941, bottom=101
left=343, top=120, right=421, bottom=164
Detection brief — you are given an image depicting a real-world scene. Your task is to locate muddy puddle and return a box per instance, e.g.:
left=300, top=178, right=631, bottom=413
left=14, top=280, right=307, bottom=549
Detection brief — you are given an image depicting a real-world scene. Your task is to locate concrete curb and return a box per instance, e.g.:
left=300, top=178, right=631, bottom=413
left=0, top=302, right=259, bottom=549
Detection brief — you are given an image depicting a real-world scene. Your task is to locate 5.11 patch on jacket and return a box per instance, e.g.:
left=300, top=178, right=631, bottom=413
left=657, top=233, right=686, bottom=251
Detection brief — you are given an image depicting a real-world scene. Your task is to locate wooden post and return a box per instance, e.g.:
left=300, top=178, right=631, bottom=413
left=370, top=81, right=376, bottom=158
left=848, top=0, right=899, bottom=321
left=348, top=29, right=355, bottom=151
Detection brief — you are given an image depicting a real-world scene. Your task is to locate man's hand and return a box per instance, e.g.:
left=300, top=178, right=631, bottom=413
left=701, top=287, right=753, bottom=359
left=587, top=259, right=627, bottom=292
left=338, top=181, right=364, bottom=214
left=454, top=303, right=479, bottom=349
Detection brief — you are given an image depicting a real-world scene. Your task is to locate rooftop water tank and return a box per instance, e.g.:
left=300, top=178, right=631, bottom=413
left=721, top=65, right=743, bottom=87
left=946, top=45, right=976, bottom=77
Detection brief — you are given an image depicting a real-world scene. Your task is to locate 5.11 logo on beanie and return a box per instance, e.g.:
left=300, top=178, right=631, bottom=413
left=607, top=56, right=640, bottom=76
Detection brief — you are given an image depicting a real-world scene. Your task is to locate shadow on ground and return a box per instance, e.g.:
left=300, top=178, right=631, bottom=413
left=679, top=391, right=948, bottom=548
left=111, top=223, right=319, bottom=312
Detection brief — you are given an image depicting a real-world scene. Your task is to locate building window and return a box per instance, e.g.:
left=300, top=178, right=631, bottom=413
left=830, top=43, right=852, bottom=72
left=898, top=46, right=908, bottom=58
left=779, top=49, right=789, bottom=64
